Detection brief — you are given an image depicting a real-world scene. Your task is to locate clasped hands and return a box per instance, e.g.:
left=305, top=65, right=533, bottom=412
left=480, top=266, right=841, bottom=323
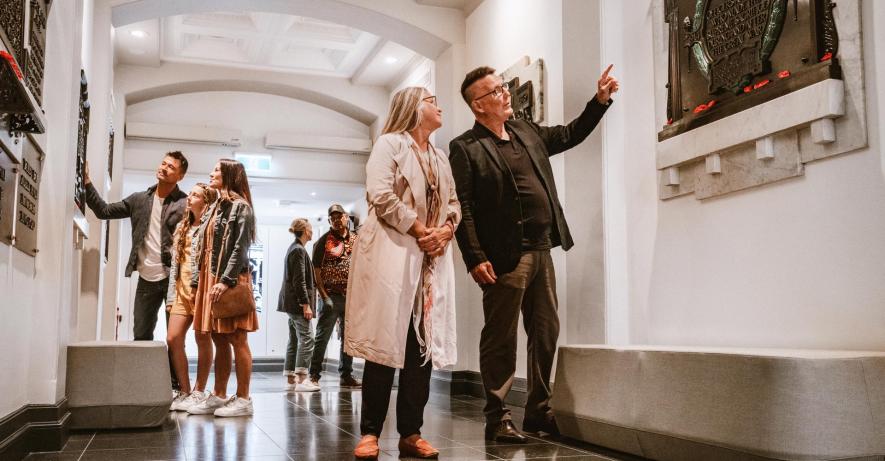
left=409, top=220, right=453, bottom=258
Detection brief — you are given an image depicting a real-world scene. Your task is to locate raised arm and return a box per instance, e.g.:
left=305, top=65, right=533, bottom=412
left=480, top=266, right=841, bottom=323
left=85, top=182, right=133, bottom=220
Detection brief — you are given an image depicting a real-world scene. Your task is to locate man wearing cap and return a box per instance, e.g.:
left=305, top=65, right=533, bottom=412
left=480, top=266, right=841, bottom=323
left=308, top=204, right=362, bottom=388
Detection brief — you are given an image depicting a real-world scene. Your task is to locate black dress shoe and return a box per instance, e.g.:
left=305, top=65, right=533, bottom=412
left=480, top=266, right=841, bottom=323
left=523, top=415, right=560, bottom=437
left=485, top=420, right=528, bottom=443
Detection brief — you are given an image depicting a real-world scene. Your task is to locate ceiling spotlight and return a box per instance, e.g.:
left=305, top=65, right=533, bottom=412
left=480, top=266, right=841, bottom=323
left=130, top=30, right=148, bottom=38
left=384, top=56, right=399, bottom=64
left=310, top=192, right=317, bottom=197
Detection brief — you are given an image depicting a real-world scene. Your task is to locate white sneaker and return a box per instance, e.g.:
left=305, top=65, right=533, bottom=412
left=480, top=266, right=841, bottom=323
left=187, top=394, right=230, bottom=415
left=214, top=397, right=254, bottom=417
left=170, top=392, right=189, bottom=411
left=286, top=381, right=297, bottom=391
left=295, top=380, right=321, bottom=392
left=172, top=390, right=208, bottom=411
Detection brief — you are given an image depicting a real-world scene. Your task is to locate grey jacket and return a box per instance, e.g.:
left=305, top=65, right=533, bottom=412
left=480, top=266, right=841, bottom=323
left=191, top=197, right=255, bottom=288
left=276, top=240, right=315, bottom=314
left=85, top=182, right=187, bottom=277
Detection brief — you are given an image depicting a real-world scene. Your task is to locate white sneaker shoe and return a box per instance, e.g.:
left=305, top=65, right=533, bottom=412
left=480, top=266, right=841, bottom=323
left=286, top=381, right=297, bottom=391
left=172, top=390, right=208, bottom=412
left=214, top=397, right=254, bottom=417
left=187, top=394, right=230, bottom=415
left=295, top=380, right=321, bottom=392
left=170, top=392, right=190, bottom=411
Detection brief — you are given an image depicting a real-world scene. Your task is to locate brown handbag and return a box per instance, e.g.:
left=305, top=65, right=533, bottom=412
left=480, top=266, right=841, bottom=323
left=209, top=212, right=256, bottom=319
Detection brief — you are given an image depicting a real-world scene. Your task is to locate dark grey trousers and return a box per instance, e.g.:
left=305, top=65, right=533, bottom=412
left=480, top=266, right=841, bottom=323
left=479, top=250, right=559, bottom=426
left=133, top=276, right=178, bottom=390
left=309, top=292, right=354, bottom=379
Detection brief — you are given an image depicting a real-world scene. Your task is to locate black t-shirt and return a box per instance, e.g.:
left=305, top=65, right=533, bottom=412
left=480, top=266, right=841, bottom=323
left=484, top=125, right=553, bottom=250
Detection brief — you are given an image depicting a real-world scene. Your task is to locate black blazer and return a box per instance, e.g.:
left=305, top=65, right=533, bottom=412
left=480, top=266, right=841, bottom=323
left=276, top=240, right=315, bottom=314
left=85, top=183, right=187, bottom=277
left=448, top=98, right=610, bottom=275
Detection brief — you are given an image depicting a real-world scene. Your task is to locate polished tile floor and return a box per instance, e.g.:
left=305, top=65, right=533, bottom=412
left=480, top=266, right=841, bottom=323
left=25, top=372, right=644, bottom=461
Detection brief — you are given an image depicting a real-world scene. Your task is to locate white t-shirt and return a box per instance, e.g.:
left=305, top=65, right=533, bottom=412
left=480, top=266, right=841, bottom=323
left=137, top=193, right=168, bottom=281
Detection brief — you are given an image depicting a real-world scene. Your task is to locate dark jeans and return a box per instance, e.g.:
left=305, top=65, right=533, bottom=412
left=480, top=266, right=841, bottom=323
left=309, top=292, right=354, bottom=379
left=360, top=324, right=431, bottom=438
left=134, top=276, right=178, bottom=390
left=479, top=250, right=559, bottom=427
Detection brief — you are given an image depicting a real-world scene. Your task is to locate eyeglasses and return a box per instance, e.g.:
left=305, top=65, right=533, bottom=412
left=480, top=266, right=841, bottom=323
left=473, top=82, right=509, bottom=102
left=422, top=95, right=438, bottom=106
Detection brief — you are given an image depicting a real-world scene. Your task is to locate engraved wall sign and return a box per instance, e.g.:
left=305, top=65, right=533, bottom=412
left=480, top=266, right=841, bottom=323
left=660, top=0, right=840, bottom=140
left=0, top=150, right=14, bottom=246
left=14, top=133, right=41, bottom=255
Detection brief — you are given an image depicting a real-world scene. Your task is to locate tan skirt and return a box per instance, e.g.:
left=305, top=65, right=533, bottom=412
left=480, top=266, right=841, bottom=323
left=192, top=219, right=259, bottom=334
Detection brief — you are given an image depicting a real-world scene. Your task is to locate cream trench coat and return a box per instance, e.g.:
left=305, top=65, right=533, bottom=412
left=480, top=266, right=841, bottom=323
left=344, top=132, right=462, bottom=369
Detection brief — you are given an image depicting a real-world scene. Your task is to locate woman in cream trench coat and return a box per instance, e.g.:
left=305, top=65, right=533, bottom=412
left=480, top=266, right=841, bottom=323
left=345, top=87, right=461, bottom=459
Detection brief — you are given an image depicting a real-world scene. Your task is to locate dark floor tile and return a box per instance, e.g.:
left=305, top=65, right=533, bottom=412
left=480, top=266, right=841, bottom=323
left=23, top=453, right=82, bottom=461
left=59, top=435, right=91, bottom=452
left=79, top=446, right=188, bottom=461
left=86, top=433, right=184, bottom=450
left=482, top=442, right=590, bottom=459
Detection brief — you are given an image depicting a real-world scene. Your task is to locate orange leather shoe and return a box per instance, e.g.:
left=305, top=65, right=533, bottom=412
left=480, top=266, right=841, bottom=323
left=354, top=434, right=379, bottom=459
left=398, top=435, right=439, bottom=459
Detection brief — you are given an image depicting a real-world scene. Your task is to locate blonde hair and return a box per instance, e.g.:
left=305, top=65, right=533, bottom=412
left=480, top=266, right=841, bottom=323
left=174, top=183, right=218, bottom=267
left=381, top=87, right=428, bottom=134
left=288, top=218, right=310, bottom=238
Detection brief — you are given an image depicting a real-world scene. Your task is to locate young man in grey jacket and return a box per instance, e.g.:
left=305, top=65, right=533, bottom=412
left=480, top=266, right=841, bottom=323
left=84, top=151, right=188, bottom=341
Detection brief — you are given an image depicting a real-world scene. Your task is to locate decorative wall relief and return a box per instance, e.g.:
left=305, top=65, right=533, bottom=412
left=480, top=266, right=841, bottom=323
left=653, top=0, right=866, bottom=200
left=501, top=56, right=546, bottom=124
left=74, top=70, right=89, bottom=215
left=0, top=0, right=49, bottom=141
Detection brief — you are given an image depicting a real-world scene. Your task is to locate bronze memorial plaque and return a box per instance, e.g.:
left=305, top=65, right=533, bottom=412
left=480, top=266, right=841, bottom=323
left=659, top=0, right=841, bottom=140
left=0, top=149, right=14, bottom=246
left=14, top=135, right=41, bottom=256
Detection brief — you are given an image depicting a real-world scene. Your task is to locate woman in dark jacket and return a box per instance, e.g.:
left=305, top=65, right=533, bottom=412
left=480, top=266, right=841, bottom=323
left=277, top=218, right=319, bottom=392
left=187, top=159, right=259, bottom=417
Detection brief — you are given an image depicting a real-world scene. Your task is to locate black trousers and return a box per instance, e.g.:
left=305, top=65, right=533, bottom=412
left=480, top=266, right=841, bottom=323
left=480, top=250, right=559, bottom=426
left=360, top=324, right=431, bottom=438
left=133, top=276, right=179, bottom=390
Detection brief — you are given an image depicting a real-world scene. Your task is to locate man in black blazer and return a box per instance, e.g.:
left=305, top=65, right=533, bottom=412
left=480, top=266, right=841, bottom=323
left=449, top=64, right=618, bottom=442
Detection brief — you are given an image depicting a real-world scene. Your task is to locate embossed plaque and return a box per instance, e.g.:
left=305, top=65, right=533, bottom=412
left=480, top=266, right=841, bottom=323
left=14, top=133, right=41, bottom=255
left=660, top=0, right=841, bottom=140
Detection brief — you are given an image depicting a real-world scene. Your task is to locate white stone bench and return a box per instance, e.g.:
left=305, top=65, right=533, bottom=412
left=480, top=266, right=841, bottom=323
left=550, top=345, right=885, bottom=461
left=66, top=341, right=172, bottom=429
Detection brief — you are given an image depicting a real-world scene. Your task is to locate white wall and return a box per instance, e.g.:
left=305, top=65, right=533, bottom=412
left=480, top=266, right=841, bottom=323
left=0, top=0, right=97, bottom=418
left=608, top=0, right=885, bottom=350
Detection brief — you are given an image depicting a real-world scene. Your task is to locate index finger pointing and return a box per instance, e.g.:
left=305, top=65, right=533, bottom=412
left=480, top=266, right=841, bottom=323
left=601, top=64, right=614, bottom=80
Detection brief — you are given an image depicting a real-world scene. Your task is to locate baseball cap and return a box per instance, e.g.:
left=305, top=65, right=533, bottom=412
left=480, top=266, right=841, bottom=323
left=328, top=204, right=346, bottom=216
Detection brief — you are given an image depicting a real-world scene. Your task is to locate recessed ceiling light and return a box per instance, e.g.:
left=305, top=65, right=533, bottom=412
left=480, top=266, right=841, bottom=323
left=384, top=56, right=399, bottom=64
left=130, top=30, right=148, bottom=38
left=310, top=192, right=317, bottom=197
left=129, top=48, right=147, bottom=55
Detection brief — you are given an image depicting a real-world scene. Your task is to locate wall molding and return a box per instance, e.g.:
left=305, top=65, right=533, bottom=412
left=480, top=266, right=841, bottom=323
left=0, top=399, right=70, bottom=461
